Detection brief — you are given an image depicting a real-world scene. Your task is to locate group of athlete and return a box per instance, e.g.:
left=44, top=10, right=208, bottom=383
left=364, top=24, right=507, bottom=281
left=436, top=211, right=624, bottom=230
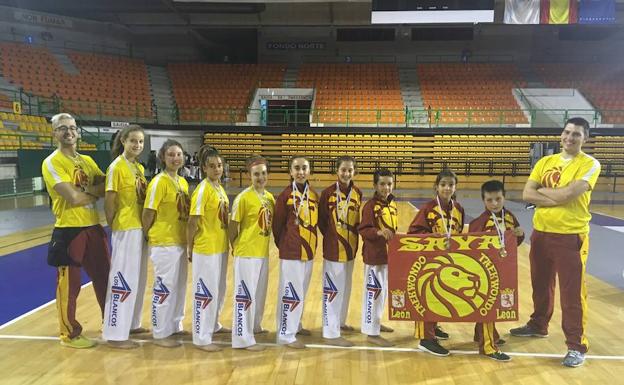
left=42, top=113, right=599, bottom=368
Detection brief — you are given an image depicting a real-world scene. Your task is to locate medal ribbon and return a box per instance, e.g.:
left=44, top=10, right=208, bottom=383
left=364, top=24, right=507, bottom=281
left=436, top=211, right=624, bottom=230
left=436, top=195, right=454, bottom=239
left=490, top=208, right=506, bottom=250
left=292, top=182, right=309, bottom=224
left=335, top=182, right=352, bottom=227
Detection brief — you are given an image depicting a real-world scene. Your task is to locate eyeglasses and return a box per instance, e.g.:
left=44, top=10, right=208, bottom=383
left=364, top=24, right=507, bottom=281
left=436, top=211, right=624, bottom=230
left=54, top=125, right=78, bottom=132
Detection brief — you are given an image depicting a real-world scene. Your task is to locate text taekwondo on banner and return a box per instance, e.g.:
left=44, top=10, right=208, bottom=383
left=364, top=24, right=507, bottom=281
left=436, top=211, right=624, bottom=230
left=579, top=0, right=616, bottom=24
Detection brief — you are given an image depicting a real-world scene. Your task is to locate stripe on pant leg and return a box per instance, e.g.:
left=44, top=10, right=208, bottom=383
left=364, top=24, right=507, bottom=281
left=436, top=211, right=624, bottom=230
left=579, top=234, right=590, bottom=352
left=56, top=267, right=72, bottom=338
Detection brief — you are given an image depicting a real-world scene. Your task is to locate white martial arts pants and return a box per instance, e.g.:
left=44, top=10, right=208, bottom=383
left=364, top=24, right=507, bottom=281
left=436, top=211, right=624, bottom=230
left=192, top=251, right=228, bottom=346
left=150, top=245, right=187, bottom=339
left=276, top=259, right=313, bottom=344
left=361, top=264, right=388, bottom=337
left=231, top=257, right=269, bottom=348
left=322, top=259, right=354, bottom=339
left=103, top=229, right=148, bottom=341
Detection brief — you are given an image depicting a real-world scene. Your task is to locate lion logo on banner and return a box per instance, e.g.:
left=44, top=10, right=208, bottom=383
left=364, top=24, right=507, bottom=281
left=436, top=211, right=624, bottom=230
left=415, top=253, right=489, bottom=318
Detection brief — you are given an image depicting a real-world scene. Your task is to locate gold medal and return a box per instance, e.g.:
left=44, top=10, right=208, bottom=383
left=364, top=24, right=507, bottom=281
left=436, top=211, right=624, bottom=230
left=304, top=220, right=310, bottom=227
left=500, top=248, right=507, bottom=257
left=295, top=218, right=300, bottom=226
left=444, top=237, right=451, bottom=250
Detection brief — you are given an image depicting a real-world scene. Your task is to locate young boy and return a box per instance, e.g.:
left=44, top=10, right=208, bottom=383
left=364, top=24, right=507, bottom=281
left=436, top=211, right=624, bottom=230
left=469, top=180, right=524, bottom=362
left=358, top=168, right=397, bottom=347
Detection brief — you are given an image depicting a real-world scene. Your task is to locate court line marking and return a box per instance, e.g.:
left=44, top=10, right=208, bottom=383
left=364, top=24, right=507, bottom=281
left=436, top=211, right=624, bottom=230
left=0, top=282, right=93, bottom=330
left=593, top=210, right=624, bottom=221
left=0, top=335, right=622, bottom=361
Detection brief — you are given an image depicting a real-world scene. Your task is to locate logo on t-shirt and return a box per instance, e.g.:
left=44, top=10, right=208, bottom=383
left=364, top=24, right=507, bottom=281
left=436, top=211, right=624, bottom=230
left=135, top=175, right=147, bottom=204
left=257, top=205, right=272, bottom=236
left=72, top=165, right=89, bottom=190
left=218, top=201, right=229, bottom=229
left=541, top=166, right=563, bottom=188
left=176, top=192, right=190, bottom=221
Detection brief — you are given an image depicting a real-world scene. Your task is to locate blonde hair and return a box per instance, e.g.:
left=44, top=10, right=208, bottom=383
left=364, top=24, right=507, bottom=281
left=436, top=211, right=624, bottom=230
left=50, top=113, right=74, bottom=128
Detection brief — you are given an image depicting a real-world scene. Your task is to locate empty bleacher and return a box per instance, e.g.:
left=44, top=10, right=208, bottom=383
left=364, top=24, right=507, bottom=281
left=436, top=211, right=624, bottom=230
left=169, top=63, right=285, bottom=123
left=298, top=63, right=405, bottom=125
left=0, top=112, right=53, bottom=150
left=204, top=131, right=624, bottom=191
left=418, top=63, right=528, bottom=125
left=0, top=112, right=97, bottom=151
left=533, top=63, right=624, bottom=124
left=0, top=42, right=152, bottom=120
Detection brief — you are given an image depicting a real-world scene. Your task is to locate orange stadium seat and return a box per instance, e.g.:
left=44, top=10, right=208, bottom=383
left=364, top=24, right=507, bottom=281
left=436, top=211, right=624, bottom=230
left=0, top=42, right=152, bottom=120
left=298, top=63, right=405, bottom=125
left=418, top=63, right=528, bottom=125
left=168, top=63, right=285, bottom=123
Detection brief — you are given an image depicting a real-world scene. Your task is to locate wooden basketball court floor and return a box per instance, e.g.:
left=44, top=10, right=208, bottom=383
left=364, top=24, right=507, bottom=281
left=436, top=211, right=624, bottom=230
left=2, top=190, right=624, bottom=385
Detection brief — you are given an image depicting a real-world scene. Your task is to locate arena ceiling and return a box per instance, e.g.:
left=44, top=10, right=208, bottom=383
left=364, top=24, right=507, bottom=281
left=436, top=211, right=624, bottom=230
left=0, top=0, right=622, bottom=28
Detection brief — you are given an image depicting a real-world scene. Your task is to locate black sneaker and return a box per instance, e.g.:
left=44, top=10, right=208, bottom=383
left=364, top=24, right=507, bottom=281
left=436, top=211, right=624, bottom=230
left=497, top=338, right=506, bottom=346
left=509, top=324, right=548, bottom=338
left=434, top=326, right=449, bottom=340
left=486, top=351, right=511, bottom=362
left=418, top=339, right=450, bottom=357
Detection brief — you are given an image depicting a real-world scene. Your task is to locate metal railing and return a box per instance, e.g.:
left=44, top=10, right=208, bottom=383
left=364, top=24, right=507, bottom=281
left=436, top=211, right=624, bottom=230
left=0, top=87, right=621, bottom=128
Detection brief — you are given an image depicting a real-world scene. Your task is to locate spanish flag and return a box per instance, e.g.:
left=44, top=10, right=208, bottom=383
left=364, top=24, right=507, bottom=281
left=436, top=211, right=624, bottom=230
left=541, top=0, right=578, bottom=24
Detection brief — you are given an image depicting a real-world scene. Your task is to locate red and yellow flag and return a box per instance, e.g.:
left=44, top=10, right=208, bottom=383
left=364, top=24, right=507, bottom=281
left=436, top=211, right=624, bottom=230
left=388, top=231, right=518, bottom=323
left=541, top=0, right=578, bottom=24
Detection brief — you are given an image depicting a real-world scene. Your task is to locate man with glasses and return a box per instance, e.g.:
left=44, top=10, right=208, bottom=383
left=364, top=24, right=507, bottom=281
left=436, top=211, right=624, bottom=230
left=42, top=113, right=111, bottom=348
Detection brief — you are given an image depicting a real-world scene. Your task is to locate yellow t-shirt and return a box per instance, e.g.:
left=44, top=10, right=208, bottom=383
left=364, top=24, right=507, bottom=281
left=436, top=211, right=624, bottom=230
left=190, top=179, right=229, bottom=255
left=41, top=149, right=103, bottom=228
left=106, top=155, right=147, bottom=231
left=144, top=172, right=190, bottom=246
left=231, top=187, right=275, bottom=258
left=529, top=151, right=601, bottom=234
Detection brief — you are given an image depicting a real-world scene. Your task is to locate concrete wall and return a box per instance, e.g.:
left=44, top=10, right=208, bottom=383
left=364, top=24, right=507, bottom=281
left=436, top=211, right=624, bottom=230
left=0, top=6, right=131, bottom=56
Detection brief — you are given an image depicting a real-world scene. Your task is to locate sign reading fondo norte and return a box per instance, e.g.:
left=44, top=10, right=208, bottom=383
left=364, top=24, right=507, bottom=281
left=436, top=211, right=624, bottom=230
left=265, top=42, right=326, bottom=50
left=388, top=231, right=518, bottom=323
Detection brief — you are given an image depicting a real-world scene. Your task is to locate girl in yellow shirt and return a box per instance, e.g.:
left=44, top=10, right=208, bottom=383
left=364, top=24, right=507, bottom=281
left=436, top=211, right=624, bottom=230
left=143, top=139, right=190, bottom=348
left=187, top=145, right=230, bottom=352
left=103, top=125, right=148, bottom=349
left=229, top=155, right=275, bottom=351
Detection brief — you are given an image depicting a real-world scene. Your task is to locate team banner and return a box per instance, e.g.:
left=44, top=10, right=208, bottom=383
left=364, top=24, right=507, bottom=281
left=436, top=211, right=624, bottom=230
left=579, top=0, right=616, bottom=24
left=388, top=231, right=518, bottom=323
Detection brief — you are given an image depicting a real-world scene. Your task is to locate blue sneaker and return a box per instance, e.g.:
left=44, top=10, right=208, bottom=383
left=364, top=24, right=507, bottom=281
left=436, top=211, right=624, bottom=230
left=562, top=350, right=585, bottom=367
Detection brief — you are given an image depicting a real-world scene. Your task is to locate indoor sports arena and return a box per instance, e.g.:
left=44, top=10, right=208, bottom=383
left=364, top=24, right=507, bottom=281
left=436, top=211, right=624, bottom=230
left=0, top=0, right=623, bottom=383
